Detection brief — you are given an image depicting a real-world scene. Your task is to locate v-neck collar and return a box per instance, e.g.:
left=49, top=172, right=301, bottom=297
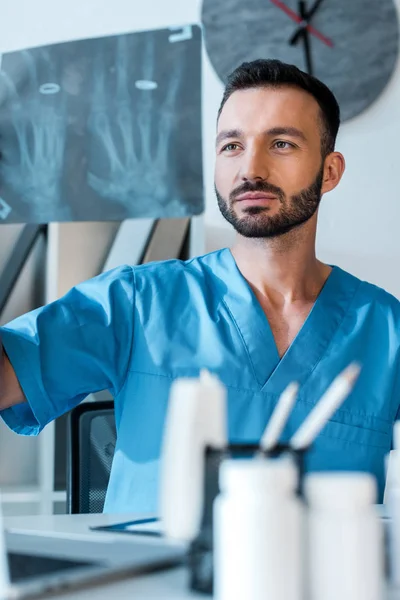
left=216, top=248, right=361, bottom=391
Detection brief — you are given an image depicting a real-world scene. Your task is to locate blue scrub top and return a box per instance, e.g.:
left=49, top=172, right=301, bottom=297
left=1, top=248, right=400, bottom=510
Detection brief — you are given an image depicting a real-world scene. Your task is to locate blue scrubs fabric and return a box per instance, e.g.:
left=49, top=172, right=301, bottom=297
left=1, top=248, right=400, bottom=511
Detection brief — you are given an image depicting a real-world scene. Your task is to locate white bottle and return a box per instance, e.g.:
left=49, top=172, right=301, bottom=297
left=159, top=370, right=227, bottom=542
left=386, top=421, right=400, bottom=587
left=305, top=472, right=384, bottom=600
left=214, top=456, right=304, bottom=600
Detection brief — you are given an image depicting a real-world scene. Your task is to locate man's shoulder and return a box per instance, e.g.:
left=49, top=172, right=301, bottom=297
left=342, top=267, right=400, bottom=313
left=131, top=248, right=227, bottom=282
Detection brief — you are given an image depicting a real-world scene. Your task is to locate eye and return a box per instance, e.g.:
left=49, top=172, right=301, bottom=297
left=221, top=143, right=240, bottom=152
left=273, top=140, right=294, bottom=150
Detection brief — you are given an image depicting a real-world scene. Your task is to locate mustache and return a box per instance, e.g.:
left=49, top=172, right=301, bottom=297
left=230, top=180, right=285, bottom=202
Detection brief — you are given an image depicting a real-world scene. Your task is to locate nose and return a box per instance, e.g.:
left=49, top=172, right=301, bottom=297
left=240, top=146, right=270, bottom=182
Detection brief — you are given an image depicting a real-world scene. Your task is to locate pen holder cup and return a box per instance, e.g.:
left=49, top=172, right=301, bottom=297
left=188, top=442, right=307, bottom=595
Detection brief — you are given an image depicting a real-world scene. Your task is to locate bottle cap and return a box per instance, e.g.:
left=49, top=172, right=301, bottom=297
left=305, top=472, right=377, bottom=510
left=394, top=421, right=400, bottom=451
left=219, top=455, right=297, bottom=495
left=385, top=421, right=400, bottom=489
left=383, top=449, right=400, bottom=492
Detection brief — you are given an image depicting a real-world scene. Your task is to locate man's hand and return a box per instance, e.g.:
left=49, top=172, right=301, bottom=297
left=0, top=345, right=25, bottom=410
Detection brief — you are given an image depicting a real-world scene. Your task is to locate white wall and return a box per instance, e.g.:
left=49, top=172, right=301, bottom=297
left=2, top=0, right=400, bottom=296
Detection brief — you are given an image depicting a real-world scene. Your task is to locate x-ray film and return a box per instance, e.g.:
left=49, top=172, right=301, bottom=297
left=0, top=25, right=203, bottom=223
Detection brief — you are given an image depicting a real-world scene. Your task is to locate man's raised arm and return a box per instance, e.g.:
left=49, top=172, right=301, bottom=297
left=0, top=265, right=135, bottom=422
left=0, top=345, right=25, bottom=410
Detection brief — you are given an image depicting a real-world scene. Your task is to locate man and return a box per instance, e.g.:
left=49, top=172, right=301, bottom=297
left=0, top=59, right=398, bottom=511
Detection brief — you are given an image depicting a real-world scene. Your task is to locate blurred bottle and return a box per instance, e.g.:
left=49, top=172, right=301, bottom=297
left=306, top=472, right=383, bottom=600
left=159, top=370, right=227, bottom=542
left=386, top=420, right=400, bottom=587
left=214, top=456, right=304, bottom=600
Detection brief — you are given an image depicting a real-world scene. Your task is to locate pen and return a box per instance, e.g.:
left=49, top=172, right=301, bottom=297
left=260, top=382, right=299, bottom=450
left=90, top=517, right=161, bottom=537
left=290, top=362, right=361, bottom=450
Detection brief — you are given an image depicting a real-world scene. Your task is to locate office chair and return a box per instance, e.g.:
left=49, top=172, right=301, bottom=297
left=66, top=400, right=116, bottom=514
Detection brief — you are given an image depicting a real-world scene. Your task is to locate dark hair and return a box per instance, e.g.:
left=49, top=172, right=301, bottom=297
left=218, top=59, right=340, bottom=157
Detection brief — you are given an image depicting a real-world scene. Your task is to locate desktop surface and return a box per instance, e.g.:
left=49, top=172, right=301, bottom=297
left=4, top=513, right=189, bottom=599
left=4, top=512, right=398, bottom=600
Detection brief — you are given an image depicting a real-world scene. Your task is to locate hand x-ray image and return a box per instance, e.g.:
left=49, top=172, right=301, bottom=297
left=0, top=25, right=203, bottom=223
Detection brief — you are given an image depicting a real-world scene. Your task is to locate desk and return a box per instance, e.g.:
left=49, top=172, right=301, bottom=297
left=4, top=513, right=400, bottom=600
left=4, top=513, right=201, bottom=599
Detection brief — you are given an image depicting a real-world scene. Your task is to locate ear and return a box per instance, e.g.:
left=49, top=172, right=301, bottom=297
left=321, top=152, right=345, bottom=195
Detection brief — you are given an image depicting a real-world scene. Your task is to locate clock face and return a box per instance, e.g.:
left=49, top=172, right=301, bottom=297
left=201, top=0, right=399, bottom=121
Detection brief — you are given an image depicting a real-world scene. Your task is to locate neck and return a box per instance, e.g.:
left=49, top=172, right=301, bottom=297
left=230, top=217, right=331, bottom=305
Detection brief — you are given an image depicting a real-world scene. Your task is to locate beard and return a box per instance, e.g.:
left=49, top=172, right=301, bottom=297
left=215, top=165, right=324, bottom=239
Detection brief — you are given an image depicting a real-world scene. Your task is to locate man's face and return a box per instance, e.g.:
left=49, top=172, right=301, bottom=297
left=215, top=86, right=326, bottom=238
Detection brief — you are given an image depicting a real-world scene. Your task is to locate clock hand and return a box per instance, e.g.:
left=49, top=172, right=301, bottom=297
left=299, top=1, right=314, bottom=76
left=304, top=0, right=325, bottom=19
left=290, top=0, right=326, bottom=46
left=270, top=0, right=333, bottom=47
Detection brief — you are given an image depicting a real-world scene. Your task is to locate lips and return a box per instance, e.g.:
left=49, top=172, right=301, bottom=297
left=235, top=192, right=278, bottom=202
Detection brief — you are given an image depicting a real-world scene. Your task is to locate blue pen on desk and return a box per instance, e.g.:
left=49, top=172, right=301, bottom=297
left=90, top=517, right=161, bottom=537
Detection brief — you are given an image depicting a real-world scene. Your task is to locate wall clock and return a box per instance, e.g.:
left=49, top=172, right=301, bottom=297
left=201, top=0, right=399, bottom=121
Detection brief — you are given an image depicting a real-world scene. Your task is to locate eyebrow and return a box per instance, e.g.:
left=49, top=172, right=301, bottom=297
left=215, top=129, right=242, bottom=147
left=215, top=126, right=307, bottom=147
left=267, top=127, right=307, bottom=142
